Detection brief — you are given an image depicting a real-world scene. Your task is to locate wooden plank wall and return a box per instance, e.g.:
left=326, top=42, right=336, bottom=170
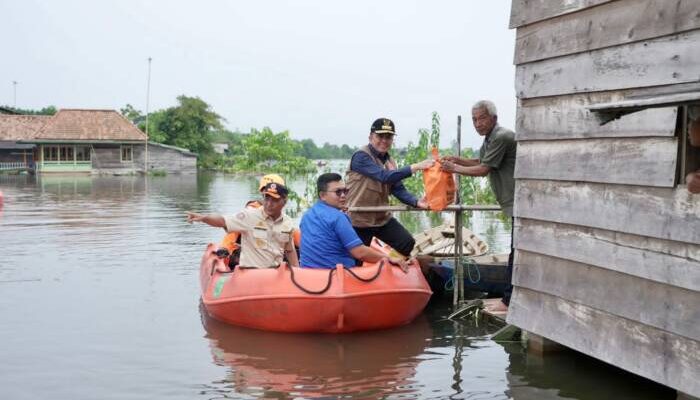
left=146, top=144, right=197, bottom=174
left=508, top=0, right=700, bottom=396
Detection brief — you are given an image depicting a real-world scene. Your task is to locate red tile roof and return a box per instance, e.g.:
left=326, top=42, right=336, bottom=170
left=34, top=109, right=147, bottom=141
left=0, top=115, right=50, bottom=140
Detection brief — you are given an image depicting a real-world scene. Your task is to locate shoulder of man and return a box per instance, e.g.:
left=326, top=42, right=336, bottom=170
left=230, top=207, right=259, bottom=223
left=491, top=125, right=515, bottom=143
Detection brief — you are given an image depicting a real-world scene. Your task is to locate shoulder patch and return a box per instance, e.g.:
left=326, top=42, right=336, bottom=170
left=236, top=212, right=245, bottom=220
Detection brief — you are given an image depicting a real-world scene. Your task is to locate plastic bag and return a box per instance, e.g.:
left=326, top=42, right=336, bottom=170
left=422, top=147, right=455, bottom=211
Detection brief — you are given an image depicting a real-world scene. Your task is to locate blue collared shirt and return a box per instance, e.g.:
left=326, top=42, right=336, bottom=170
left=349, top=144, right=418, bottom=207
left=299, top=201, right=364, bottom=268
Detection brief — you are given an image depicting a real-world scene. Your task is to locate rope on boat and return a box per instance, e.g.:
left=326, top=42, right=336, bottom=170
left=286, top=260, right=386, bottom=295
left=287, top=264, right=336, bottom=295
left=465, top=258, right=481, bottom=284
left=444, top=257, right=481, bottom=291
left=344, top=260, right=384, bottom=283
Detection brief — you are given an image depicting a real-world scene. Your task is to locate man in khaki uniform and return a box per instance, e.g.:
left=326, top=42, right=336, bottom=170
left=186, top=181, right=299, bottom=269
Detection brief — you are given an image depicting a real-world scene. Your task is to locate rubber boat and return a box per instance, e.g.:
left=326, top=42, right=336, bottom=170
left=199, top=243, right=432, bottom=333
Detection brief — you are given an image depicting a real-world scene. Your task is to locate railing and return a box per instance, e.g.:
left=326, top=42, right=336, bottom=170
left=0, top=162, right=28, bottom=171
left=348, top=203, right=502, bottom=309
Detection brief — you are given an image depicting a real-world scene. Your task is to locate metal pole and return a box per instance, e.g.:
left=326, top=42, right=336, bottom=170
left=12, top=81, right=17, bottom=109
left=144, top=57, right=152, bottom=173
left=453, top=115, right=464, bottom=306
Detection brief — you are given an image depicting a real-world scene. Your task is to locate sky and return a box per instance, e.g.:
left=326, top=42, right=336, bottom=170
left=1, top=1, right=516, bottom=150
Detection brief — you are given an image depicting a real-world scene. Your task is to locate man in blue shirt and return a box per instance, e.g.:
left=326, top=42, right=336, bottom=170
left=345, top=118, right=434, bottom=257
left=300, top=173, right=406, bottom=269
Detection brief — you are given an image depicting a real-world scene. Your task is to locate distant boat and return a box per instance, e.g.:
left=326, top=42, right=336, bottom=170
left=316, top=160, right=328, bottom=167
left=411, top=223, right=488, bottom=258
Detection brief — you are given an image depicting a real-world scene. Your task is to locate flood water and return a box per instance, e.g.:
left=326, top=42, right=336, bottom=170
left=0, top=173, right=675, bottom=400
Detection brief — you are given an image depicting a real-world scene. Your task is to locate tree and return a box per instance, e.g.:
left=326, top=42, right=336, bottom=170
left=233, top=127, right=313, bottom=173
left=2, top=105, right=57, bottom=115
left=155, top=95, right=224, bottom=161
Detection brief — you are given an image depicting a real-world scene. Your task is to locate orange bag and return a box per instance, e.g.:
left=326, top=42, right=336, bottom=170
left=422, top=147, right=455, bottom=211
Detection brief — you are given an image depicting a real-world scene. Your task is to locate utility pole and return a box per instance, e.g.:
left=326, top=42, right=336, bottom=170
left=12, top=81, right=17, bottom=109
left=144, top=57, right=152, bottom=173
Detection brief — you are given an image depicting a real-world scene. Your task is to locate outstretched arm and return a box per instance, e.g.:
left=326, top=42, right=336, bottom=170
left=441, top=155, right=480, bottom=167
left=349, top=245, right=408, bottom=272
left=350, top=152, right=434, bottom=185
left=441, top=161, right=491, bottom=177
left=185, top=211, right=226, bottom=228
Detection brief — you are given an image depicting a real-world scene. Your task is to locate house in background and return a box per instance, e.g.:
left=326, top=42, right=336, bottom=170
left=0, top=109, right=197, bottom=174
left=0, top=114, right=50, bottom=169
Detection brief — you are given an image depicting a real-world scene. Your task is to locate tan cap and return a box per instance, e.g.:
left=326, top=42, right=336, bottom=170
left=258, top=174, right=285, bottom=191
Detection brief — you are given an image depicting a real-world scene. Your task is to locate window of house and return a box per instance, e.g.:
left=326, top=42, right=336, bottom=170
left=121, top=145, right=133, bottom=162
left=681, top=105, right=700, bottom=188
left=76, top=146, right=91, bottom=162
left=60, top=146, right=74, bottom=162
left=44, top=146, right=59, bottom=161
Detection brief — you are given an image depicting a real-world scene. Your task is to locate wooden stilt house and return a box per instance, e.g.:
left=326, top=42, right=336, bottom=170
left=506, top=1, right=700, bottom=397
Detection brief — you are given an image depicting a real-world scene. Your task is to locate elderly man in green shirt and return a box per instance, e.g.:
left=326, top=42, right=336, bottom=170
left=441, top=100, right=516, bottom=313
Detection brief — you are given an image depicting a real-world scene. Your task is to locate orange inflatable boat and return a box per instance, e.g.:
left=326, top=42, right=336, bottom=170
left=199, top=243, right=432, bottom=333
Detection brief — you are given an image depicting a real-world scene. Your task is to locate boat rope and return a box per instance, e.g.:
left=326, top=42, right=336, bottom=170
left=287, top=264, right=336, bottom=295
left=444, top=257, right=481, bottom=290
left=344, top=260, right=384, bottom=283
left=465, top=258, right=481, bottom=284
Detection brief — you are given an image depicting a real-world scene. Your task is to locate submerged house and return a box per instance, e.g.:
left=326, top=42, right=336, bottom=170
left=0, top=109, right=197, bottom=174
left=0, top=114, right=49, bottom=168
left=507, top=0, right=700, bottom=398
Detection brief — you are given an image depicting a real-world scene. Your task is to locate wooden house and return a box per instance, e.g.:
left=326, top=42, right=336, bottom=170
left=0, top=115, right=49, bottom=168
left=0, top=109, right=197, bottom=174
left=506, top=1, right=700, bottom=398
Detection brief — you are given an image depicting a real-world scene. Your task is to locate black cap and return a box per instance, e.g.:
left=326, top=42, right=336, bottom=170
left=370, top=118, right=396, bottom=135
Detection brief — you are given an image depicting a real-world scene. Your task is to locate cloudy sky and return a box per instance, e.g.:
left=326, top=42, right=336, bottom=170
left=2, top=1, right=516, bottom=150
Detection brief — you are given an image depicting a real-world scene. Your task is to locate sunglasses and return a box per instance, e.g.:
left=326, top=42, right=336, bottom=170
left=325, top=188, right=350, bottom=196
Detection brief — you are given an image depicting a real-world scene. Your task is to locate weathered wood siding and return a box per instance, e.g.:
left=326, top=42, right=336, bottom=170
left=508, top=0, right=700, bottom=396
left=143, top=143, right=197, bottom=174
left=508, top=289, right=700, bottom=396
left=92, top=145, right=137, bottom=173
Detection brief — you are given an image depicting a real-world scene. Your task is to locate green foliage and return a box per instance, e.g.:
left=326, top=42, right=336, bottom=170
left=118, top=96, right=350, bottom=173
left=298, top=139, right=356, bottom=159
left=2, top=105, right=57, bottom=115
left=398, top=112, right=441, bottom=198
left=226, top=127, right=314, bottom=174
left=157, top=96, right=222, bottom=156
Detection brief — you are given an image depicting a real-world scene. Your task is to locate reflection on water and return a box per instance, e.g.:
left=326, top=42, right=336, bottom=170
left=0, top=173, right=675, bottom=400
left=200, top=302, right=433, bottom=399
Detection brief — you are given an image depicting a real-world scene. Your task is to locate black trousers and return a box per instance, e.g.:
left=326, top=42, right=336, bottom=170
left=353, top=217, right=416, bottom=257
left=502, top=217, right=514, bottom=306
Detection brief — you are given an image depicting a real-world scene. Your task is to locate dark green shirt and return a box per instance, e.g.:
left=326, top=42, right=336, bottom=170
left=479, top=125, right=516, bottom=217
